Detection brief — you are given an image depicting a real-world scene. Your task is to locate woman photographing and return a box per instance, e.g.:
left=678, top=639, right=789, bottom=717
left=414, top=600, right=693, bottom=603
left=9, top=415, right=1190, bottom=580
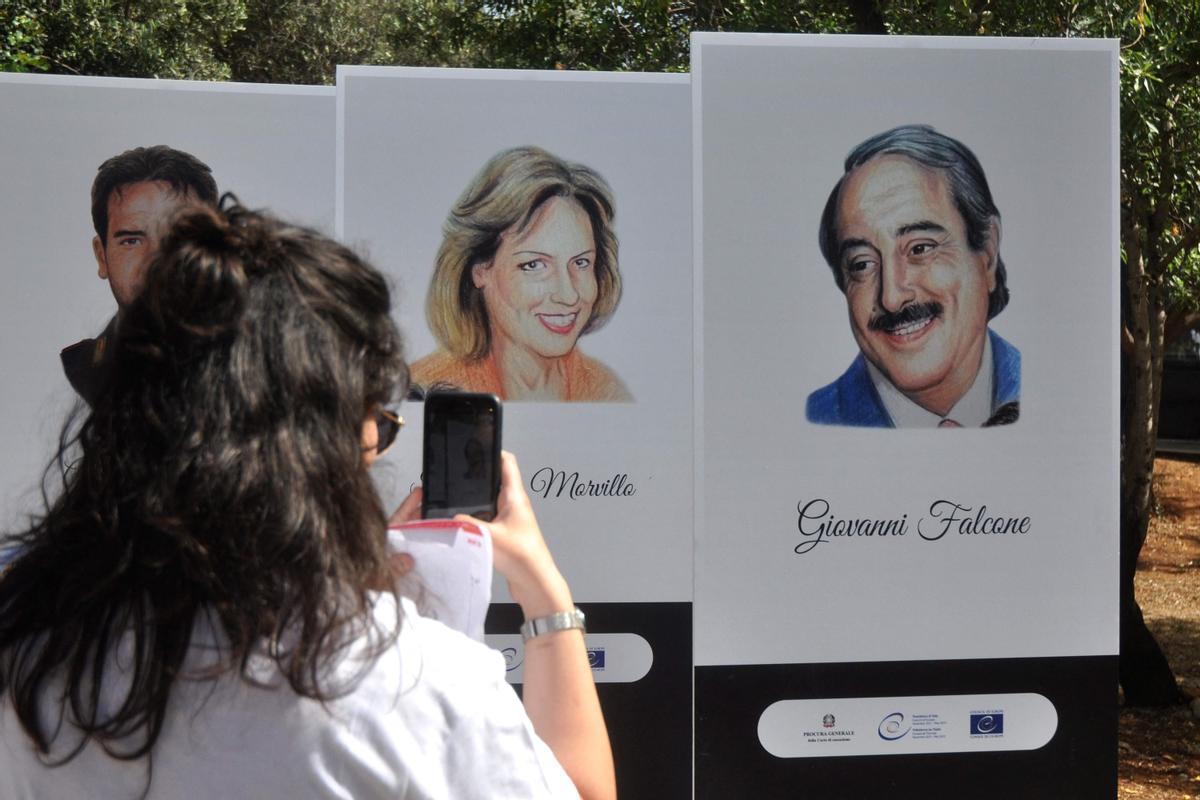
left=0, top=200, right=613, bottom=799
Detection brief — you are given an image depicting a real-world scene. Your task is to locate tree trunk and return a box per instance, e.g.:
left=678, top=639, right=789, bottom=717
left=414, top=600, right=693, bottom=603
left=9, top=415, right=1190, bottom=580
left=1119, top=230, right=1187, bottom=706
left=846, top=0, right=886, bottom=34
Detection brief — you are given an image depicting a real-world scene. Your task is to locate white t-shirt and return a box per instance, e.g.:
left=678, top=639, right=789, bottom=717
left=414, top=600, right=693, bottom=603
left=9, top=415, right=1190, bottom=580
left=0, top=596, right=578, bottom=799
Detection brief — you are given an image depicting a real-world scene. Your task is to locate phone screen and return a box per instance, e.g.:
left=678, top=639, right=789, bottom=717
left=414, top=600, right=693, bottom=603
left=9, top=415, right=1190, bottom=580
left=421, top=392, right=502, bottom=521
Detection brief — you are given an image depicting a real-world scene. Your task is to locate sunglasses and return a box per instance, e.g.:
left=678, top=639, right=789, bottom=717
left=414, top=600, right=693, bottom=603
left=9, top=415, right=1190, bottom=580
left=373, top=407, right=405, bottom=456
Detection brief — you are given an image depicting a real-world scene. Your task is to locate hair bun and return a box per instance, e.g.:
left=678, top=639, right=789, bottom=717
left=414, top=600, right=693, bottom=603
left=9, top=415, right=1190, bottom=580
left=135, top=200, right=251, bottom=354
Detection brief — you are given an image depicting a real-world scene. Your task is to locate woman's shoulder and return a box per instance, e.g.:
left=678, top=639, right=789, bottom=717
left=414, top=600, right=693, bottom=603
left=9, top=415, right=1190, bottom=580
left=409, top=350, right=459, bottom=384
left=567, top=352, right=633, bottom=402
left=155, top=599, right=573, bottom=798
left=356, top=596, right=519, bottom=715
left=347, top=597, right=577, bottom=797
left=410, top=351, right=501, bottom=395
left=390, top=596, right=503, bottom=681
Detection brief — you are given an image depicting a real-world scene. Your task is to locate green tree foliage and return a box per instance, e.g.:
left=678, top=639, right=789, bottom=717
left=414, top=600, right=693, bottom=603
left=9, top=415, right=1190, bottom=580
left=457, top=1, right=689, bottom=71
left=1, top=8, right=49, bottom=72
left=1117, top=2, right=1200, bottom=345
left=223, top=0, right=400, bottom=84
left=2, top=0, right=242, bottom=79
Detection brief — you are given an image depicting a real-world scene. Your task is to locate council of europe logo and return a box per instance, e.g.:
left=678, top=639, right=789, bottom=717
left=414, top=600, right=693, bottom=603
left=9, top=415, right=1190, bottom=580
left=587, top=647, right=606, bottom=670
left=501, top=647, right=522, bottom=672
left=970, top=713, right=1004, bottom=736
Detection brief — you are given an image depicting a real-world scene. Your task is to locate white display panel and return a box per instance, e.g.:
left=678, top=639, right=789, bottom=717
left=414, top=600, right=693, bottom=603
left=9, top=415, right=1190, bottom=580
left=339, top=68, right=693, bottom=603
left=694, top=34, right=1118, bottom=666
left=0, top=75, right=335, bottom=532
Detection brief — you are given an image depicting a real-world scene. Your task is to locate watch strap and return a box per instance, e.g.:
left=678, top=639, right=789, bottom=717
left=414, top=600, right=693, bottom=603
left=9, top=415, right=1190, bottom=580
left=520, top=607, right=586, bottom=641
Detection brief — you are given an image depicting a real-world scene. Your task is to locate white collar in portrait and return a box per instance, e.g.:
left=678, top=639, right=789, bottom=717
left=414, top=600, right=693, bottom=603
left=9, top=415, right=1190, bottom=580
left=867, top=334, right=994, bottom=428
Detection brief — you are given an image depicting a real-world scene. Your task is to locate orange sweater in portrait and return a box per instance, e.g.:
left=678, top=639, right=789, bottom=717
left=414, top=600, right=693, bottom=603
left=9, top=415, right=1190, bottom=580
left=410, top=350, right=632, bottom=402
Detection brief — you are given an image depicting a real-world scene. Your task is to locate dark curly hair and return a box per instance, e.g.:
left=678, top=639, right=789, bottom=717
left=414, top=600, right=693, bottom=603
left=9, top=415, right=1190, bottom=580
left=0, top=198, right=408, bottom=772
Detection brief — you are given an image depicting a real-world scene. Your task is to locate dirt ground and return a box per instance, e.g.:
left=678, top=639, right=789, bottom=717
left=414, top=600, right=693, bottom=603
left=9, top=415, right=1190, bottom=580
left=1119, top=456, right=1200, bottom=799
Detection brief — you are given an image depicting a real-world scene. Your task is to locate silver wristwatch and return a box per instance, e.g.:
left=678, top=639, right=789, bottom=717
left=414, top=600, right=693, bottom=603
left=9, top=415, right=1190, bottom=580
left=520, top=608, right=586, bottom=641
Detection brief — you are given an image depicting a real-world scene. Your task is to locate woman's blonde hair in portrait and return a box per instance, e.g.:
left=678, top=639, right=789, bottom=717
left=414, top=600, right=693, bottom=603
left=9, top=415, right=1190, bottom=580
left=427, top=146, right=622, bottom=361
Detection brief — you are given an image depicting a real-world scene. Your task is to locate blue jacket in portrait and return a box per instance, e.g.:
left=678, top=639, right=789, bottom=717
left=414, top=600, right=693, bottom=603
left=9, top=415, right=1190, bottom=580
left=805, top=329, right=1021, bottom=427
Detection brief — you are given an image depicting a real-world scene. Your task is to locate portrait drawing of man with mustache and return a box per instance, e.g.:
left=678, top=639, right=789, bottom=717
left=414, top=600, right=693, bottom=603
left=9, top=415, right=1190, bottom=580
left=806, top=125, right=1020, bottom=428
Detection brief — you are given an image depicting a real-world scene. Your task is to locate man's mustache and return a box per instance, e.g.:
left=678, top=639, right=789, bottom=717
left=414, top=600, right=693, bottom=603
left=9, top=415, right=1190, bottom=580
left=868, top=301, right=944, bottom=333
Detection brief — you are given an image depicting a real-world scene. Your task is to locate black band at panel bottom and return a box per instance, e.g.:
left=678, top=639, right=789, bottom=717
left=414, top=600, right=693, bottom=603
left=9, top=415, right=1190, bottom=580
left=696, top=654, right=1116, bottom=800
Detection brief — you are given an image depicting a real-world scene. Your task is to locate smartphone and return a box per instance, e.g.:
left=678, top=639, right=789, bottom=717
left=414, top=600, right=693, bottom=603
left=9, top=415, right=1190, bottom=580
left=421, top=392, right=502, bottom=521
